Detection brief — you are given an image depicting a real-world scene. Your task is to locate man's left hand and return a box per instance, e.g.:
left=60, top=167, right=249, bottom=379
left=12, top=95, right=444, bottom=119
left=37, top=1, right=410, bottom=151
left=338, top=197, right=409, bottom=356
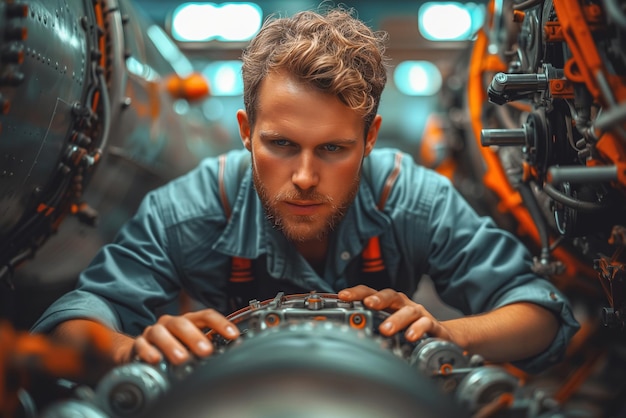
left=338, top=285, right=459, bottom=344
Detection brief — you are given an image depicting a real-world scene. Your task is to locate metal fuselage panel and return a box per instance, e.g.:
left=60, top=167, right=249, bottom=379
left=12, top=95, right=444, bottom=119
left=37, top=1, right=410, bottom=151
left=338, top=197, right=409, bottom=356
left=0, top=0, right=93, bottom=233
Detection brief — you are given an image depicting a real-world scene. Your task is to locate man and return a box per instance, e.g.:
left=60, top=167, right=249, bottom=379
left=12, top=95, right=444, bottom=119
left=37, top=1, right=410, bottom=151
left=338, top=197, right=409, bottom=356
left=32, top=7, right=578, bottom=374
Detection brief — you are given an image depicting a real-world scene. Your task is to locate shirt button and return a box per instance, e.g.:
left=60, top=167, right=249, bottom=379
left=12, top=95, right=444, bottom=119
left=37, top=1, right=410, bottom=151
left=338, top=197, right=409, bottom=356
left=341, top=251, right=350, bottom=261
left=549, top=292, right=558, bottom=301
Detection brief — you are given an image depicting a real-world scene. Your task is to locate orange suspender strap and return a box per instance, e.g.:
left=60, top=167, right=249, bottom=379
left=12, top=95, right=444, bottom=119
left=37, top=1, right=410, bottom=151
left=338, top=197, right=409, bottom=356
left=361, top=152, right=403, bottom=273
left=229, top=256, right=253, bottom=283
left=218, top=154, right=231, bottom=219
left=219, top=154, right=254, bottom=283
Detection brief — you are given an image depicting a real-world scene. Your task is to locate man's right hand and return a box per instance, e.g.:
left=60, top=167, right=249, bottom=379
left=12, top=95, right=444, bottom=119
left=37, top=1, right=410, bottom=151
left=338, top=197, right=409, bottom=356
left=131, top=309, right=240, bottom=365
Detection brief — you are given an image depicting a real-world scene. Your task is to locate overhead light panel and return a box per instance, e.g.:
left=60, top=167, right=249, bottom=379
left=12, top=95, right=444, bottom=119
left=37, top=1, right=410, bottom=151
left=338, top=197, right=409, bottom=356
left=171, top=2, right=262, bottom=42
left=419, top=2, right=484, bottom=41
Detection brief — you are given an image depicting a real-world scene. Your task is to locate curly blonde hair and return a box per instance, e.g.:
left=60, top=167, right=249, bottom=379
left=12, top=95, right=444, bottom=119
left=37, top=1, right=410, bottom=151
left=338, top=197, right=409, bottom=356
left=241, top=7, right=389, bottom=133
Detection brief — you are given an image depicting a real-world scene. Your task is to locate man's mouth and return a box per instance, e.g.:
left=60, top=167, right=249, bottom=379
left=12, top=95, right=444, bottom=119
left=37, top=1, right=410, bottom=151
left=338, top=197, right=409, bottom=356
left=284, top=201, right=322, bottom=216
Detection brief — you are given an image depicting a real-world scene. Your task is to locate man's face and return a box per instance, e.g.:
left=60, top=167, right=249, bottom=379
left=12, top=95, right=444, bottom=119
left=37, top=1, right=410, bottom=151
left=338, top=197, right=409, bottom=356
left=237, top=71, right=381, bottom=244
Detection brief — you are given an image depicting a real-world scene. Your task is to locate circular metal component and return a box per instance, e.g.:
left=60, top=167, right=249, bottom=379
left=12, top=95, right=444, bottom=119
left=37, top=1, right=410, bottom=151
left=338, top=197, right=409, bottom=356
left=519, top=7, right=541, bottom=73
left=455, top=366, right=519, bottom=413
left=264, top=312, right=281, bottom=327
left=305, top=292, right=325, bottom=310
left=524, top=110, right=551, bottom=175
left=553, top=182, right=578, bottom=237
left=409, top=337, right=471, bottom=393
left=349, top=312, right=367, bottom=329
left=410, top=337, right=470, bottom=376
left=94, top=363, right=169, bottom=417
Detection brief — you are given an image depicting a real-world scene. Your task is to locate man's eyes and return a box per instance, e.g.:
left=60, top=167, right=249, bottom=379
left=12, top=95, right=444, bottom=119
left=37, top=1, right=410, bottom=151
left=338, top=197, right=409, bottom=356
left=272, top=139, right=291, bottom=147
left=269, top=140, right=343, bottom=152
left=322, top=144, right=342, bottom=152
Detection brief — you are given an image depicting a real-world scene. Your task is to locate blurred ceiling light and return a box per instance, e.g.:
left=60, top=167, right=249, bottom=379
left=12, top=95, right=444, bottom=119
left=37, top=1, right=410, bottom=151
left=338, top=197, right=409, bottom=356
left=171, top=2, right=262, bottom=42
left=394, top=61, right=442, bottom=96
left=419, top=2, right=477, bottom=41
left=203, top=61, right=243, bottom=96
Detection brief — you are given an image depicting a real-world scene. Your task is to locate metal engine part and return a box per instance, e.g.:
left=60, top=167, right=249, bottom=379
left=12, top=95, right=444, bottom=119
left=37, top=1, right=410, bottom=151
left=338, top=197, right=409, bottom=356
left=41, top=292, right=570, bottom=418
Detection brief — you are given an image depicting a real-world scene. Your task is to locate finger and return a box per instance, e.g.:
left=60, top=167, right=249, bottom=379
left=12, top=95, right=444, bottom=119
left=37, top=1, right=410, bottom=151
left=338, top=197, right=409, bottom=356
left=133, top=335, right=163, bottom=364
left=404, top=316, right=438, bottom=342
left=337, top=285, right=376, bottom=301
left=162, top=315, right=215, bottom=359
left=363, top=288, right=411, bottom=311
left=379, top=304, right=429, bottom=337
left=142, top=322, right=191, bottom=365
left=186, top=309, right=240, bottom=340
left=362, top=288, right=395, bottom=310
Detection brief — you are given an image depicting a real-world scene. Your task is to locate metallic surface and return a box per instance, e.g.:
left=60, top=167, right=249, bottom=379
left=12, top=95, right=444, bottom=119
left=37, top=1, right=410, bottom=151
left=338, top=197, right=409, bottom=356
left=0, top=0, right=218, bottom=329
left=41, top=293, right=573, bottom=418
left=428, top=0, right=626, bottom=416
left=0, top=0, right=116, bottom=283
left=476, top=0, right=626, bottom=325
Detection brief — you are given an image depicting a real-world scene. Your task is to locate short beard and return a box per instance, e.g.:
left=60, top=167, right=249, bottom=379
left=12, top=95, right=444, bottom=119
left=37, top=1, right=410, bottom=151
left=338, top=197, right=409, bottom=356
left=252, top=158, right=361, bottom=243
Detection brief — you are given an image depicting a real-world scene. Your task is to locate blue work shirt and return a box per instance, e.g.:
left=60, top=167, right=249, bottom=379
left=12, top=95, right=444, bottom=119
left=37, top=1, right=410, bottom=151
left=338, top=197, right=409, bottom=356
left=32, top=148, right=579, bottom=373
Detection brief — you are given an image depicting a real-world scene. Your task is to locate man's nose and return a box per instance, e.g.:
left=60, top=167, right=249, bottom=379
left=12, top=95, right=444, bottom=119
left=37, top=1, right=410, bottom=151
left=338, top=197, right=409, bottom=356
left=291, top=152, right=319, bottom=190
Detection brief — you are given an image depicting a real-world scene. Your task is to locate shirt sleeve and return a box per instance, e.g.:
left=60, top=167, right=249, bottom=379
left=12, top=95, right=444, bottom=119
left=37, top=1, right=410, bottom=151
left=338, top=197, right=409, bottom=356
left=30, top=153, right=241, bottom=337
left=401, top=164, right=580, bottom=373
left=31, top=190, right=182, bottom=336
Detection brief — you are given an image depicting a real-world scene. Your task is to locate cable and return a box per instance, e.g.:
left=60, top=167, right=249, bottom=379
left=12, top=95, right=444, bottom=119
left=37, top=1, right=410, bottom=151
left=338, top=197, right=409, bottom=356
left=542, top=183, right=607, bottom=212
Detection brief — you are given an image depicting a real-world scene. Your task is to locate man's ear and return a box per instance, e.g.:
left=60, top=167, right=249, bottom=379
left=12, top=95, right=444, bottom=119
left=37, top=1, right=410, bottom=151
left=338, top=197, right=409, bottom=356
left=364, top=114, right=382, bottom=157
left=237, top=109, right=252, bottom=151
